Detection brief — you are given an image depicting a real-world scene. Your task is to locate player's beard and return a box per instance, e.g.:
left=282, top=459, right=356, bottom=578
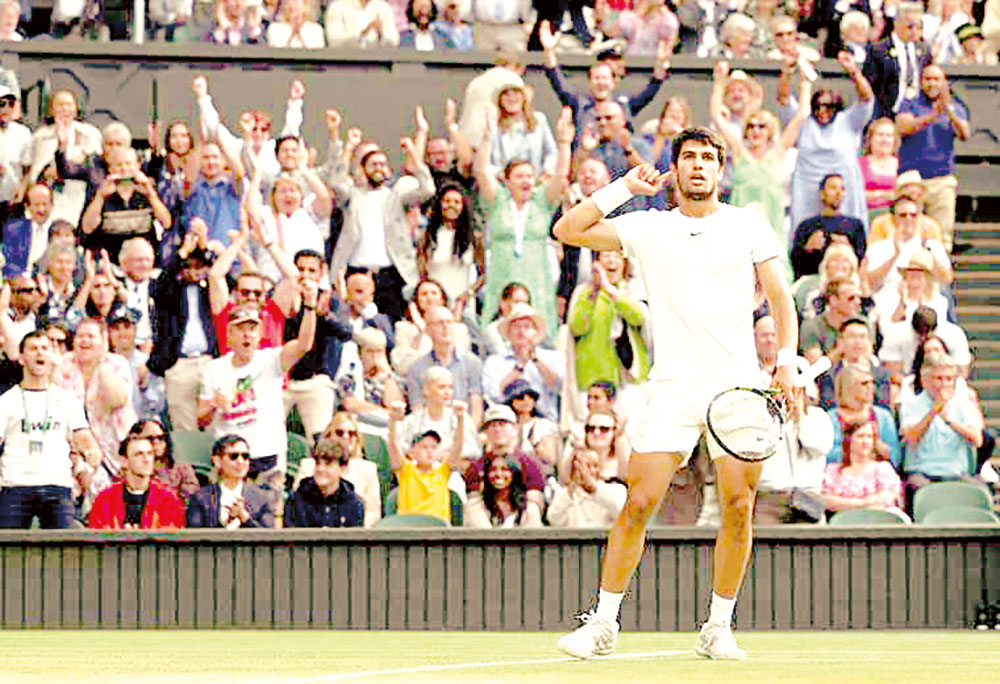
left=678, top=174, right=717, bottom=201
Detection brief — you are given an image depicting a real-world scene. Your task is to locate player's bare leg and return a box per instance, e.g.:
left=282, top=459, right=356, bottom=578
left=696, top=454, right=763, bottom=660
left=557, top=451, right=685, bottom=659
left=601, top=451, right=686, bottom=591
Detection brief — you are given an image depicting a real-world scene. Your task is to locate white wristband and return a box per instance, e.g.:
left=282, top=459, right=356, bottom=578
left=776, top=348, right=796, bottom=368
left=590, top=178, right=633, bottom=216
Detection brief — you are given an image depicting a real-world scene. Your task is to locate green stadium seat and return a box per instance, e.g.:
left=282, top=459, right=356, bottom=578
left=828, top=508, right=910, bottom=525
left=376, top=514, right=449, bottom=528
left=170, top=430, right=216, bottom=479
left=286, top=432, right=310, bottom=479
left=912, top=481, right=993, bottom=523
left=920, top=506, right=1000, bottom=525
left=384, top=487, right=462, bottom=526
left=361, top=432, right=394, bottom=510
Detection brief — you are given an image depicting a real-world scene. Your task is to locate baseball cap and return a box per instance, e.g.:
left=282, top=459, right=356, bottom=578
left=482, top=404, right=516, bottom=425
left=228, top=305, right=262, bottom=326
left=0, top=86, right=17, bottom=101
left=411, top=429, right=441, bottom=448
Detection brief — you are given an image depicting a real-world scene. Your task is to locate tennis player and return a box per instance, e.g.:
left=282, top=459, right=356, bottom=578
left=553, top=127, right=797, bottom=660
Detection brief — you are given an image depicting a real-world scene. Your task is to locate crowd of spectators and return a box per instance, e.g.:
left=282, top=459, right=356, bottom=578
left=0, top=1, right=997, bottom=530
left=0, top=0, right=997, bottom=66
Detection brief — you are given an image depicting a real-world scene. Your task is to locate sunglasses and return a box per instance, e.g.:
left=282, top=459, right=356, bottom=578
left=585, top=424, right=613, bottom=434
left=333, top=428, right=357, bottom=438
left=238, top=288, right=265, bottom=298
left=144, top=434, right=167, bottom=442
left=227, top=451, right=252, bottom=461
left=746, top=123, right=767, bottom=130
left=13, top=287, right=38, bottom=294
left=0, top=98, right=16, bottom=108
left=815, top=102, right=837, bottom=110
left=895, top=212, right=917, bottom=218
left=47, top=336, right=68, bottom=346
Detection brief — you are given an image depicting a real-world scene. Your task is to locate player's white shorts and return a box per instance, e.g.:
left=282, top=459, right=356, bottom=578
left=626, top=379, right=737, bottom=464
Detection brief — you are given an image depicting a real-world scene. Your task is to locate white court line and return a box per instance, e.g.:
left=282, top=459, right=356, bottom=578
left=279, top=649, right=688, bottom=683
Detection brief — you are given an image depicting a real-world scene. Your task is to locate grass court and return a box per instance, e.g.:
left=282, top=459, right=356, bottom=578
left=3, top=629, right=1000, bottom=683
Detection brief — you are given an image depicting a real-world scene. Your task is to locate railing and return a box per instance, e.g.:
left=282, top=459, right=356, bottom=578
left=2, top=526, right=997, bottom=630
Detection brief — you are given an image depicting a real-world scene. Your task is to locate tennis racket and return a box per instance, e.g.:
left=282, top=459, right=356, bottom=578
left=705, top=387, right=786, bottom=462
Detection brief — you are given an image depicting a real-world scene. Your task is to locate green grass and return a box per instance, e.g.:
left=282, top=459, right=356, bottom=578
left=2, top=630, right=999, bottom=683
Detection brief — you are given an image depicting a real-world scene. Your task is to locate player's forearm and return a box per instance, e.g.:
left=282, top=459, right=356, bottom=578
left=552, top=199, right=605, bottom=247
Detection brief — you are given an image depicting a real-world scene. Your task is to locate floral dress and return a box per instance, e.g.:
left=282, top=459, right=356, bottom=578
left=822, top=461, right=904, bottom=510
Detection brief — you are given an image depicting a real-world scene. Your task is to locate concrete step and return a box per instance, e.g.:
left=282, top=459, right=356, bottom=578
left=961, top=237, right=1000, bottom=252
left=980, top=399, right=999, bottom=425
left=956, top=306, right=1000, bottom=326
left=963, top=321, right=1000, bottom=335
left=952, top=254, right=1000, bottom=271
left=970, top=339, right=1000, bottom=357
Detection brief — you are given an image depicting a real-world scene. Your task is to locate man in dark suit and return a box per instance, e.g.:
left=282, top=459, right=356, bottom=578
left=1, top=183, right=53, bottom=278
left=789, top=174, right=867, bottom=281
left=863, top=2, right=931, bottom=120
left=147, top=232, right=218, bottom=432
left=186, top=435, right=276, bottom=528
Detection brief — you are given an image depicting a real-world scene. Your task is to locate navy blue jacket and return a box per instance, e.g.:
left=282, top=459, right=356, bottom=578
left=147, top=252, right=218, bottom=376
left=287, top=477, right=364, bottom=528
left=186, top=483, right=275, bottom=528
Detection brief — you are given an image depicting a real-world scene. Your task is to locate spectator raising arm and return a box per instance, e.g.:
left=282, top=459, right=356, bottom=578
left=279, top=278, right=318, bottom=373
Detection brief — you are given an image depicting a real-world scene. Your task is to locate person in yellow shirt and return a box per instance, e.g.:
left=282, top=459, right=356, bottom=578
left=868, top=171, right=943, bottom=245
left=388, top=400, right=467, bottom=523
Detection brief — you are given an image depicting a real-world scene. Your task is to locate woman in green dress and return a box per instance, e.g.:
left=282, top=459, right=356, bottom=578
left=474, top=107, right=574, bottom=339
left=709, top=60, right=812, bottom=269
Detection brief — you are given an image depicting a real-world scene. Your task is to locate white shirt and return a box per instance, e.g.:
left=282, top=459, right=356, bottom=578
left=350, top=187, right=392, bottom=269
left=27, top=219, right=51, bottom=272
left=199, top=348, right=287, bottom=459
left=879, top=319, right=972, bottom=371
left=865, top=236, right=950, bottom=302
left=218, top=480, right=244, bottom=529
left=0, top=385, right=88, bottom=488
left=613, top=204, right=781, bottom=385
left=0, top=121, right=32, bottom=204
left=758, top=406, right=834, bottom=492
left=258, top=205, right=327, bottom=283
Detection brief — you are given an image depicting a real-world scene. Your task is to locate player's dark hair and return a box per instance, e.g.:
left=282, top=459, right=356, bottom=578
left=670, top=127, right=727, bottom=169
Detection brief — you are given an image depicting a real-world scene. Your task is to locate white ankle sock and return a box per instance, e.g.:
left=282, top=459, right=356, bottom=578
left=595, top=589, right=624, bottom=624
left=708, top=592, right=736, bottom=626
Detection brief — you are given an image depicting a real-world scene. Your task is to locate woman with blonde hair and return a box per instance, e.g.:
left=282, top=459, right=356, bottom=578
left=267, top=0, right=325, bottom=47
left=859, top=117, right=899, bottom=221
left=711, top=60, right=811, bottom=250
left=489, top=83, right=558, bottom=180
left=793, top=242, right=862, bottom=320
left=826, top=363, right=901, bottom=468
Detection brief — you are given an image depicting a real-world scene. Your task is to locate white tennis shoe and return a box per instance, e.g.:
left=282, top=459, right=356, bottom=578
left=695, top=621, right=746, bottom=660
left=556, top=612, right=619, bottom=659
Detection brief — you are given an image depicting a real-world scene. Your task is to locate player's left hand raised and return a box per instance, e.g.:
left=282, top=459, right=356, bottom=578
left=623, top=164, right=669, bottom=197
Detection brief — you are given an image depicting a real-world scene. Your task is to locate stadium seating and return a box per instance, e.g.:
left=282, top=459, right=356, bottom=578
left=286, top=433, right=310, bottom=479
left=170, top=430, right=216, bottom=480
left=384, top=488, right=463, bottom=527
left=912, top=481, right=994, bottom=523
left=828, top=508, right=910, bottom=525
left=375, top=514, right=449, bottom=528
left=920, top=506, right=1000, bottom=525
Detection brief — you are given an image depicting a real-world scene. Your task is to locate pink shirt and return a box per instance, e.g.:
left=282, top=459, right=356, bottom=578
left=859, top=156, right=897, bottom=212
left=55, top=353, right=136, bottom=461
left=822, top=461, right=904, bottom=509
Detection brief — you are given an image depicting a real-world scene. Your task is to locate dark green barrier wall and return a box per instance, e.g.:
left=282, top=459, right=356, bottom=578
left=1, top=527, right=997, bottom=630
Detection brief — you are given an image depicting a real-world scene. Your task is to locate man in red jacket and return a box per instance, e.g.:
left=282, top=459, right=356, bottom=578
left=88, top=434, right=185, bottom=529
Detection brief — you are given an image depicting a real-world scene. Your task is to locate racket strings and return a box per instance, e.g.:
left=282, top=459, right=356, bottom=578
left=707, top=390, right=785, bottom=460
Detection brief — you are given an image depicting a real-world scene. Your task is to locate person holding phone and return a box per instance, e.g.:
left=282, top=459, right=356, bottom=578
left=80, top=148, right=171, bottom=265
